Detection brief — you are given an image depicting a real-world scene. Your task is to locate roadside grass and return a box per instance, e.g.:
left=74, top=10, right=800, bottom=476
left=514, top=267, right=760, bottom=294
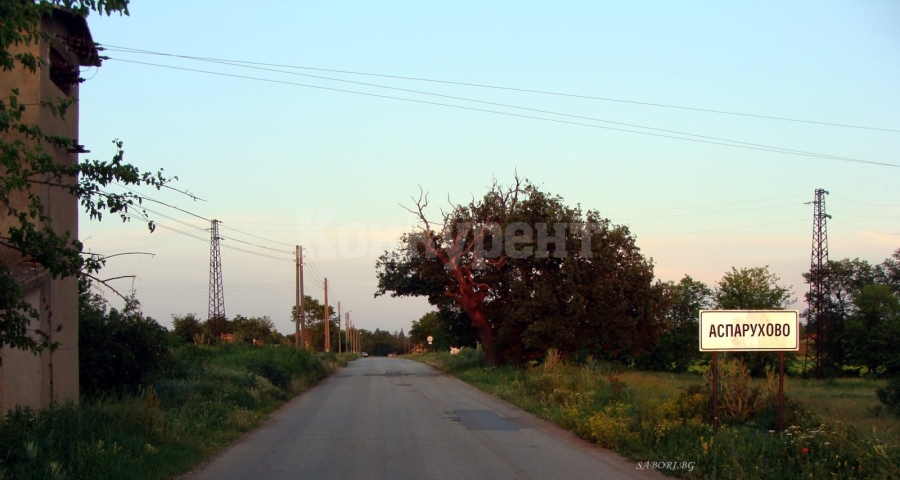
left=790, top=377, right=895, bottom=436
left=412, top=349, right=900, bottom=479
left=0, top=345, right=355, bottom=480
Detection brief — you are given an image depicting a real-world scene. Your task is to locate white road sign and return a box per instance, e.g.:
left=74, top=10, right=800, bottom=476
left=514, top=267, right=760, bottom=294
left=699, top=310, right=800, bottom=352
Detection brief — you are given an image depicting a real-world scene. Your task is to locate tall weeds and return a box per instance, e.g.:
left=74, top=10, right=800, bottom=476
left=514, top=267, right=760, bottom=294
left=0, top=345, right=344, bottom=480
left=414, top=351, right=900, bottom=479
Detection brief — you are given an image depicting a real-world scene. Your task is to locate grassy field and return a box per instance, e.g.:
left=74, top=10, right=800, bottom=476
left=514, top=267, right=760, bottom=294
left=0, top=344, right=356, bottom=480
left=616, top=370, right=896, bottom=437
left=789, top=377, right=895, bottom=435
left=413, top=349, right=900, bottom=479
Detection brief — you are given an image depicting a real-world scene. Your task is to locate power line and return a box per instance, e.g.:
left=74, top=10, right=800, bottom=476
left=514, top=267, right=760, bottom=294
left=139, top=219, right=208, bottom=243
left=619, top=203, right=805, bottom=222
left=107, top=58, right=899, bottom=169
left=219, top=243, right=293, bottom=262
left=219, top=223, right=296, bottom=247
left=303, top=262, right=325, bottom=285
left=832, top=219, right=900, bottom=236
left=640, top=219, right=808, bottom=238
left=102, top=45, right=900, bottom=134
left=607, top=194, right=809, bottom=215
left=112, top=182, right=211, bottom=222
left=305, top=265, right=325, bottom=286
left=106, top=187, right=296, bottom=259
left=829, top=209, right=900, bottom=220
left=218, top=234, right=293, bottom=254
left=302, top=254, right=328, bottom=290
left=305, top=272, right=324, bottom=290
left=303, top=254, right=327, bottom=280
left=121, top=213, right=294, bottom=262
left=108, top=53, right=864, bottom=163
left=831, top=195, right=900, bottom=208
left=136, top=205, right=208, bottom=232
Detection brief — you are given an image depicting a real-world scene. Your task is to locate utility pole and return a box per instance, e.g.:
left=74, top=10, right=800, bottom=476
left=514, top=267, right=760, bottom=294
left=324, top=278, right=330, bottom=352
left=348, top=318, right=354, bottom=353
left=348, top=318, right=353, bottom=353
left=345, top=312, right=351, bottom=354
left=295, top=246, right=302, bottom=349
left=337, top=301, right=342, bottom=354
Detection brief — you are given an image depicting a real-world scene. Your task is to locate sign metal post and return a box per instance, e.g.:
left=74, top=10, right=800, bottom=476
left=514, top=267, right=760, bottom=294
left=700, top=310, right=800, bottom=434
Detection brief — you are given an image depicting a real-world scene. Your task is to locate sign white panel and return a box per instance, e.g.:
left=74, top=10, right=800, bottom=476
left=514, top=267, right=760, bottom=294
left=699, top=310, right=799, bottom=352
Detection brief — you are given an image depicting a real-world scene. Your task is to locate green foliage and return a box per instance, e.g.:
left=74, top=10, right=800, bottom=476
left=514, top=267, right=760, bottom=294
left=715, top=266, right=794, bottom=376
left=412, top=346, right=485, bottom=373
left=209, top=343, right=327, bottom=391
left=412, top=354, right=900, bottom=479
left=377, top=177, right=665, bottom=365
left=291, top=295, right=337, bottom=350
left=801, top=250, right=900, bottom=377
left=637, top=275, right=712, bottom=372
left=170, top=313, right=203, bottom=344
left=0, top=0, right=174, bottom=356
left=876, top=376, right=900, bottom=416
left=230, top=314, right=276, bottom=344
left=0, top=343, right=336, bottom=479
left=409, top=309, right=477, bottom=352
left=715, top=265, right=793, bottom=310
left=844, top=284, right=900, bottom=376
left=78, top=287, right=171, bottom=397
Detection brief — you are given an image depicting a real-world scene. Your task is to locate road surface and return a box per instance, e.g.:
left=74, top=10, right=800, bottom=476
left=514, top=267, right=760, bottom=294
left=184, top=357, right=666, bottom=479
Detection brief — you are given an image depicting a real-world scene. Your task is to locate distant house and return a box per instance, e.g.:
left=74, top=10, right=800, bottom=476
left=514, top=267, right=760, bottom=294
left=0, top=9, right=101, bottom=412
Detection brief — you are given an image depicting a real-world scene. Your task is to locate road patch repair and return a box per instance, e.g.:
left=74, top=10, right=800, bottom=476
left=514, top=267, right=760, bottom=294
left=453, top=409, right=520, bottom=431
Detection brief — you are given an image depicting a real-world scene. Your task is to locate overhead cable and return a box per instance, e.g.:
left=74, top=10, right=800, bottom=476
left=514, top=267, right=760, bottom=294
left=106, top=58, right=899, bottom=169
left=102, top=45, right=900, bottom=133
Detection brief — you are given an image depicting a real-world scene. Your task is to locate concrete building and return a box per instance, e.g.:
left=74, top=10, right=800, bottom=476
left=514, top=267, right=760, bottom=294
left=0, top=9, right=101, bottom=411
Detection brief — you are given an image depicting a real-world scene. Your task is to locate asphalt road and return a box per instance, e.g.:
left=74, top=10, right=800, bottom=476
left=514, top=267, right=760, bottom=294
left=184, top=357, right=666, bottom=480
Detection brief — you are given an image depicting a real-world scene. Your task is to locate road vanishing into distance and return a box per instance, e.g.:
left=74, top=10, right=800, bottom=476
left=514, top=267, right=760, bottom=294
left=184, top=357, right=664, bottom=480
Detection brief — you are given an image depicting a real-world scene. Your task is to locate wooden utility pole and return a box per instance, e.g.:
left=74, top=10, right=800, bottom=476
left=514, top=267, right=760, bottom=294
left=348, top=319, right=353, bottom=353
left=348, top=318, right=353, bottom=353
left=337, top=301, right=342, bottom=354
left=295, top=246, right=301, bottom=349
left=324, top=278, right=330, bottom=352
left=345, top=312, right=350, bottom=354
left=301, top=247, right=309, bottom=349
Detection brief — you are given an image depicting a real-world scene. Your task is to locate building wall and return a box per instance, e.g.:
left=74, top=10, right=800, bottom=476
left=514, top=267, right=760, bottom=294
left=0, top=12, right=89, bottom=411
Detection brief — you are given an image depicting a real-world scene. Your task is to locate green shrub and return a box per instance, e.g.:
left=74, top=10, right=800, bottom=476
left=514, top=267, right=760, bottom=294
left=0, top=344, right=337, bottom=479
left=79, top=293, right=171, bottom=397
left=876, top=376, right=900, bottom=416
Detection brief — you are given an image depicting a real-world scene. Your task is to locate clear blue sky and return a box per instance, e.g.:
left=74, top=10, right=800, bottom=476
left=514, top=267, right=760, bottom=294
left=78, top=1, right=900, bottom=336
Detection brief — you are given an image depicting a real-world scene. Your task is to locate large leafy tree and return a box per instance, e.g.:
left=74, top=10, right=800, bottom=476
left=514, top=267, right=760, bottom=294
left=376, top=177, right=664, bottom=365
left=376, top=178, right=522, bottom=364
left=1, top=0, right=173, bottom=355
left=802, top=257, right=876, bottom=376
left=879, top=249, right=900, bottom=292
left=291, top=295, right=336, bottom=351
left=231, top=314, right=276, bottom=344
left=637, top=275, right=713, bottom=372
left=843, top=284, right=900, bottom=376
left=715, top=266, right=794, bottom=376
left=815, top=249, right=900, bottom=377
left=715, top=266, right=793, bottom=310
left=170, top=313, right=204, bottom=343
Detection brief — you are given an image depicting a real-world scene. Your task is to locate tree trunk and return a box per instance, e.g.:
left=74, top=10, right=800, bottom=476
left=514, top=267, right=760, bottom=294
left=462, top=302, right=499, bottom=365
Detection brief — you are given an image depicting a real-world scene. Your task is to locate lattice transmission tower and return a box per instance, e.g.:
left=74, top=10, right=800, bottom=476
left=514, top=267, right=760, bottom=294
left=804, top=189, right=831, bottom=378
left=208, top=219, right=226, bottom=334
